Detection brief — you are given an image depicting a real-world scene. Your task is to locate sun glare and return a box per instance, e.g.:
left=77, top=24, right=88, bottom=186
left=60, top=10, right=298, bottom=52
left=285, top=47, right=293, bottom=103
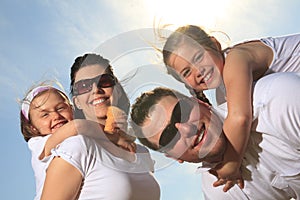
left=144, top=0, right=231, bottom=30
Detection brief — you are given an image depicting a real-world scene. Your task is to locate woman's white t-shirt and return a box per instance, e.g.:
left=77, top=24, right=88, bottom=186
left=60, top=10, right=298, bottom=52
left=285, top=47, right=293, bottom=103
left=29, top=135, right=160, bottom=200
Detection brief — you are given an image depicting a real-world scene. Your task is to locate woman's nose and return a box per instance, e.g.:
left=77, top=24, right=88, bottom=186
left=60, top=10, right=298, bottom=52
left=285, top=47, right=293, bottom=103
left=92, top=82, right=104, bottom=94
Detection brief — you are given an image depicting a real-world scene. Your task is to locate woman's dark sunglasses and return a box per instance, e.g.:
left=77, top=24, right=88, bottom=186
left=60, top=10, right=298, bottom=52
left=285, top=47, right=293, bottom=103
left=73, top=74, right=116, bottom=96
left=158, top=98, right=193, bottom=151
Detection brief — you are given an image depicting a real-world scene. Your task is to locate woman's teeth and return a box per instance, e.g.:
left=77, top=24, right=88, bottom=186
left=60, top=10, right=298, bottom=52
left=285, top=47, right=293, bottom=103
left=92, top=98, right=106, bottom=105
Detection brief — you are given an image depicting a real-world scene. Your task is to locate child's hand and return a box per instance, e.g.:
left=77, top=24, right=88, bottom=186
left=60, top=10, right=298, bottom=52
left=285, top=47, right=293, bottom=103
left=212, top=161, right=244, bottom=192
left=213, top=176, right=244, bottom=192
left=104, top=110, right=137, bottom=152
left=115, top=132, right=137, bottom=153
left=216, top=159, right=240, bottom=180
left=210, top=136, right=244, bottom=192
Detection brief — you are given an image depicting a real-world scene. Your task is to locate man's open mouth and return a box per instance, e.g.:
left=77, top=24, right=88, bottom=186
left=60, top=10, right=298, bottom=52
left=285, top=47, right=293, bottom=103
left=193, top=124, right=206, bottom=147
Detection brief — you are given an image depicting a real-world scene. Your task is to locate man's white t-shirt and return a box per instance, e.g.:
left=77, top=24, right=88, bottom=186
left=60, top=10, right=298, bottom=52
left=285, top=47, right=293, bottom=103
left=201, top=73, right=300, bottom=200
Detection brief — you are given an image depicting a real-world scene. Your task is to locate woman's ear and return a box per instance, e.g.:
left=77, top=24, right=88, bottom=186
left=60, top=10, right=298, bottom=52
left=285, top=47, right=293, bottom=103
left=73, top=96, right=82, bottom=110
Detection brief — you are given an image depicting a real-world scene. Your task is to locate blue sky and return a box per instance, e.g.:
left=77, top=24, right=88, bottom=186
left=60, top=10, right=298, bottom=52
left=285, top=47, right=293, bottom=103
left=1, top=0, right=299, bottom=199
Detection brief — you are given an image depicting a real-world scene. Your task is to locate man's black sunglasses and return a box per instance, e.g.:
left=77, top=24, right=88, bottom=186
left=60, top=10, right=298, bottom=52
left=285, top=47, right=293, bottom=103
left=73, top=74, right=116, bottom=96
left=158, top=98, right=193, bottom=151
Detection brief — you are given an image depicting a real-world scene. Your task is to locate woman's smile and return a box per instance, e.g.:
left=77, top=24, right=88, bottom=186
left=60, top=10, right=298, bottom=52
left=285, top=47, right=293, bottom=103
left=90, top=96, right=110, bottom=106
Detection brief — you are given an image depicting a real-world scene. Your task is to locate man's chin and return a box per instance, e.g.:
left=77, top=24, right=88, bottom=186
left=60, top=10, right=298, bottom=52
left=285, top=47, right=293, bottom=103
left=197, top=140, right=227, bottom=164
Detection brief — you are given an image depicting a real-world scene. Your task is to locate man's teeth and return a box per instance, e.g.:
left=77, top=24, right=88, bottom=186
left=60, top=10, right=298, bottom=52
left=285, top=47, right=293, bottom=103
left=197, top=127, right=205, bottom=143
left=92, top=98, right=106, bottom=105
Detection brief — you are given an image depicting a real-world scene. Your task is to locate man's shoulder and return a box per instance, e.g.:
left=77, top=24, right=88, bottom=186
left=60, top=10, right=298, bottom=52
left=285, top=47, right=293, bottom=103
left=253, top=72, right=300, bottom=106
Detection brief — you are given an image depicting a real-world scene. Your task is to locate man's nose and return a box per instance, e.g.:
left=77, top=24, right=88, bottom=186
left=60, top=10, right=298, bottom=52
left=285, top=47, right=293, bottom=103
left=175, top=123, right=198, bottom=137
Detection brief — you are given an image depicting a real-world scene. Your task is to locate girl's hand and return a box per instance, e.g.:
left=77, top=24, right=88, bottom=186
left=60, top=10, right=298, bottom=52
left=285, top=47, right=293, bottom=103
left=210, top=161, right=244, bottom=192
left=106, top=127, right=136, bottom=153
left=213, top=176, right=244, bottom=192
left=216, top=160, right=240, bottom=180
left=114, top=130, right=137, bottom=153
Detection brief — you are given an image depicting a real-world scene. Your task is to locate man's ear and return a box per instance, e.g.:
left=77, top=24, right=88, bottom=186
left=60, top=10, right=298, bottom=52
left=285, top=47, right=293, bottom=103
left=73, top=96, right=82, bottom=110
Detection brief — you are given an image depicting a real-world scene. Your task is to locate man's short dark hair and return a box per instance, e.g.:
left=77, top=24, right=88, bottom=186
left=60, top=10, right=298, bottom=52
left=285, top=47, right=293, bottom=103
left=130, top=87, right=184, bottom=150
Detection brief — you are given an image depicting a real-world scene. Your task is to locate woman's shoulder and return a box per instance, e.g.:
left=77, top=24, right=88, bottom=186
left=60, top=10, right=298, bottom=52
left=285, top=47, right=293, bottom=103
left=53, top=135, right=96, bottom=155
left=28, top=135, right=51, bottom=154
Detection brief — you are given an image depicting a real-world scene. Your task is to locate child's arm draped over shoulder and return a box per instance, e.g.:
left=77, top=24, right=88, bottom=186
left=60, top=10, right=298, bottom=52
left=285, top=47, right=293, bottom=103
left=214, top=48, right=254, bottom=191
left=39, top=119, right=105, bottom=159
left=40, top=119, right=136, bottom=160
left=223, top=49, right=253, bottom=161
left=39, top=120, right=77, bottom=160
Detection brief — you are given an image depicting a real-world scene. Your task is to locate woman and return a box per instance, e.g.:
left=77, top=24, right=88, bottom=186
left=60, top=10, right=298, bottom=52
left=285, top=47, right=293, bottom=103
left=41, top=53, right=160, bottom=200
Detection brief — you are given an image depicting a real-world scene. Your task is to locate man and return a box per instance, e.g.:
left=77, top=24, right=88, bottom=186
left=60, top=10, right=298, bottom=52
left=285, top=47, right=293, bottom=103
left=130, top=73, right=300, bottom=199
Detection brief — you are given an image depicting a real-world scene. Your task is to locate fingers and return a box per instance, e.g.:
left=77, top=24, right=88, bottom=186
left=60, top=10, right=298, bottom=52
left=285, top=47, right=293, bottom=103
left=213, top=177, right=244, bottom=192
left=236, top=178, right=244, bottom=189
left=118, top=139, right=137, bottom=153
left=223, top=180, right=235, bottom=192
left=213, top=178, right=235, bottom=192
left=130, top=142, right=137, bottom=153
left=126, top=142, right=136, bottom=153
left=213, top=178, right=226, bottom=187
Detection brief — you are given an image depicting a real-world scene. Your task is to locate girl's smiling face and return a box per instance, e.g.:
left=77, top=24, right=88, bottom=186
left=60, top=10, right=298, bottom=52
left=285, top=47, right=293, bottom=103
left=29, top=90, right=73, bottom=135
left=167, top=40, right=224, bottom=92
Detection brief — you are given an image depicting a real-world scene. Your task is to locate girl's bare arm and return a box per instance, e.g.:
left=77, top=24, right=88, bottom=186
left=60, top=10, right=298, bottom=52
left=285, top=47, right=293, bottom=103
left=41, top=157, right=82, bottom=200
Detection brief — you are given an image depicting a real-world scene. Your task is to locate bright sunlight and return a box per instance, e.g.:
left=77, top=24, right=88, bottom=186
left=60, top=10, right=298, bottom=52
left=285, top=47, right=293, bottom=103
left=144, top=0, right=231, bottom=29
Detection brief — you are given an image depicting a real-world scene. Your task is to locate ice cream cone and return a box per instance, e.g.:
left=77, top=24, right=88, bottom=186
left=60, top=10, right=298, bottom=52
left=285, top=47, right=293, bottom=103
left=104, top=106, right=124, bottom=134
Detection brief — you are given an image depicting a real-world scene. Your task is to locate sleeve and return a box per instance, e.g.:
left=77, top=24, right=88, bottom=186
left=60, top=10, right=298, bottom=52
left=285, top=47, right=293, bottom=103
left=135, top=144, right=155, bottom=172
left=28, top=135, right=51, bottom=161
left=50, top=135, right=89, bottom=177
